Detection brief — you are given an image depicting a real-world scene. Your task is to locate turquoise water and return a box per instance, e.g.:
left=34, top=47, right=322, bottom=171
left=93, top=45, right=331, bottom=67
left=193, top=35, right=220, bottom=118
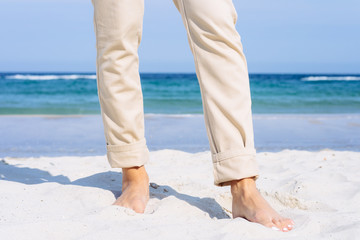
left=1, top=73, right=360, bottom=115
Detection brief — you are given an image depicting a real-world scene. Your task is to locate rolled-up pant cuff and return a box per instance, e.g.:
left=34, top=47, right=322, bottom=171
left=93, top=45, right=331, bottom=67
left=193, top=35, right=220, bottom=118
left=106, top=139, right=149, bottom=168
left=212, top=148, right=259, bottom=186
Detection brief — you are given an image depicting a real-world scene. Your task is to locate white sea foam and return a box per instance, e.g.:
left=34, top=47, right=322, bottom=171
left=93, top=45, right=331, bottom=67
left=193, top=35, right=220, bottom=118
left=5, top=74, right=97, bottom=80
left=301, top=76, right=360, bottom=81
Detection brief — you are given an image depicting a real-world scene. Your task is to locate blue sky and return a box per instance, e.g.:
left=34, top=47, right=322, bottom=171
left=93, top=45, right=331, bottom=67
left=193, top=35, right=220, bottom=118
left=0, top=0, right=359, bottom=73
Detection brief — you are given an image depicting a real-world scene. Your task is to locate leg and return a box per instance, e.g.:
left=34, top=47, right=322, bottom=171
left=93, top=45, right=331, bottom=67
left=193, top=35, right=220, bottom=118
left=91, top=0, right=149, bottom=213
left=172, top=0, right=258, bottom=185
left=172, top=0, right=294, bottom=230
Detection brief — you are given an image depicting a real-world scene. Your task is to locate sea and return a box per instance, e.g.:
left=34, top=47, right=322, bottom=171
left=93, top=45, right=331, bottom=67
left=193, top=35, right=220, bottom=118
left=1, top=72, right=360, bottom=157
left=1, top=72, right=360, bottom=115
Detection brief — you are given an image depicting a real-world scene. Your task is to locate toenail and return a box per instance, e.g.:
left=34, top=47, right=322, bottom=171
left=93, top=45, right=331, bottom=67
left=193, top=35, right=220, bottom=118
left=283, top=227, right=288, bottom=231
left=271, top=226, right=280, bottom=231
left=288, top=224, right=293, bottom=228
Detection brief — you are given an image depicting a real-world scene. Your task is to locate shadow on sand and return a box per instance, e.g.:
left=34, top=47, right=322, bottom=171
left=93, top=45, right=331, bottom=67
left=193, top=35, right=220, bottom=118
left=0, top=159, right=230, bottom=219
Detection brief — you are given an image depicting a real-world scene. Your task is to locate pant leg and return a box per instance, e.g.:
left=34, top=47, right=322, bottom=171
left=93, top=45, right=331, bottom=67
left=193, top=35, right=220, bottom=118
left=91, top=0, right=149, bottom=168
left=172, top=0, right=259, bottom=186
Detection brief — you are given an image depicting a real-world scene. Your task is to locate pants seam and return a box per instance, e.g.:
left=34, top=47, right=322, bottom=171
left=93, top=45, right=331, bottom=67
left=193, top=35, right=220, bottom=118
left=179, top=0, right=219, bottom=156
left=106, top=139, right=147, bottom=152
left=108, top=148, right=147, bottom=153
left=92, top=0, right=110, bottom=144
left=212, top=151, right=256, bottom=163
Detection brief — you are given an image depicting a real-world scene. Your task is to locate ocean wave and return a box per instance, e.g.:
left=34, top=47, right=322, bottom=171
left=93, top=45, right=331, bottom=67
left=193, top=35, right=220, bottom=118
left=301, top=76, right=360, bottom=81
left=4, top=74, right=97, bottom=80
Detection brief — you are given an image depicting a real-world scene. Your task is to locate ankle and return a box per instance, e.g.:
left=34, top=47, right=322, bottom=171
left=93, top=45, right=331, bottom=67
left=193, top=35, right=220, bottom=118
left=230, top=177, right=257, bottom=197
left=122, top=166, right=149, bottom=185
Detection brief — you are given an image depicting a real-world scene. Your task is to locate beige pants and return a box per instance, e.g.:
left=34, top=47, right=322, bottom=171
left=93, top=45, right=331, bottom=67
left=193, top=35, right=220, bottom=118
left=91, top=0, right=259, bottom=186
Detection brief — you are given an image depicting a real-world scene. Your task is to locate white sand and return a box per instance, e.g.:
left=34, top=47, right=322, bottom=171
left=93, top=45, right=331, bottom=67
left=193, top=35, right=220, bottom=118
left=1, top=149, right=359, bottom=239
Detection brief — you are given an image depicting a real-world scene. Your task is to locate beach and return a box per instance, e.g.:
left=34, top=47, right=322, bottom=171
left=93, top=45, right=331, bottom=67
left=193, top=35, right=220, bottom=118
left=1, top=146, right=360, bottom=239
left=1, top=73, right=360, bottom=239
left=1, top=0, right=359, bottom=236
left=1, top=114, right=360, bottom=239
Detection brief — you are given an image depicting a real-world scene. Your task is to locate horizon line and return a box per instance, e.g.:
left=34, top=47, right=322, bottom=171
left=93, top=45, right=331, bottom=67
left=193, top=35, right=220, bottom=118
left=1, top=71, right=360, bottom=75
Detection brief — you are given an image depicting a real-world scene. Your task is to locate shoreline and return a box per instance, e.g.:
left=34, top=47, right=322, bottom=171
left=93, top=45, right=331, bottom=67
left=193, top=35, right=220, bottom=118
left=0, top=113, right=359, bottom=158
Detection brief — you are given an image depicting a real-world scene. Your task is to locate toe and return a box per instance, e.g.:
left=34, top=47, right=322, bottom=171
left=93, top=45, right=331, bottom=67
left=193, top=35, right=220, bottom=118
left=272, top=218, right=282, bottom=229
left=263, top=218, right=281, bottom=231
left=270, top=226, right=281, bottom=231
left=278, top=218, right=294, bottom=232
left=271, top=218, right=289, bottom=232
left=283, top=218, right=295, bottom=229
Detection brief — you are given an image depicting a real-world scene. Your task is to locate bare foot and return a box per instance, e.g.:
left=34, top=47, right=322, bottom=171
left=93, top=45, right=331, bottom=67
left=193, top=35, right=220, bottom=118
left=230, top=177, right=294, bottom=232
left=113, top=166, right=149, bottom=213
